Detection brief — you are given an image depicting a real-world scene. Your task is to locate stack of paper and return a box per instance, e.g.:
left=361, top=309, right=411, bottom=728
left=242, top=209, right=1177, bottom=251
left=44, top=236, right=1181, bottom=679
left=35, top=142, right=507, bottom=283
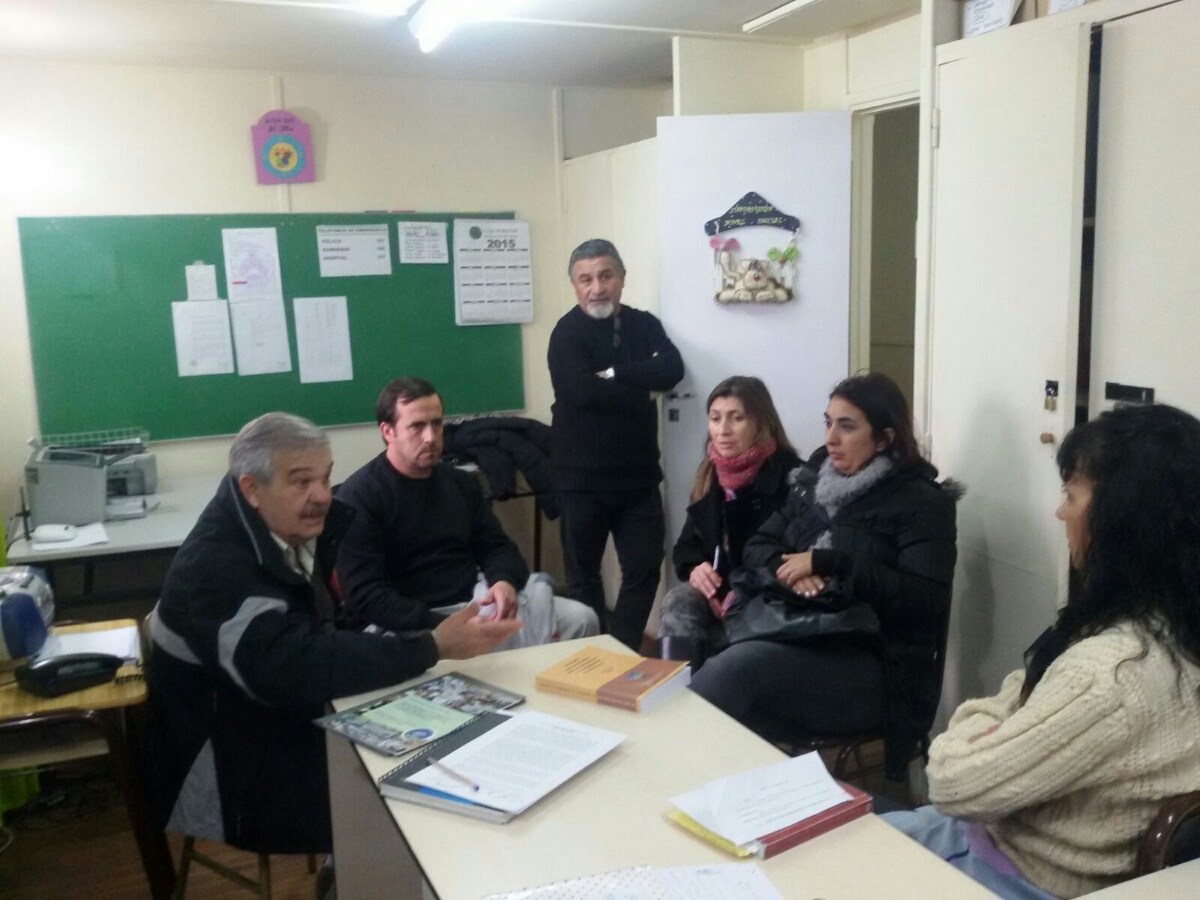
left=38, top=625, right=139, bottom=664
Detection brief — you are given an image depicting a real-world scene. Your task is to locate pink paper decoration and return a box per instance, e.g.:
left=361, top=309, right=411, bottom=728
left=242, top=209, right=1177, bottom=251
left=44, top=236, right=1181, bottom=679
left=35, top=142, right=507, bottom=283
left=251, top=109, right=315, bottom=184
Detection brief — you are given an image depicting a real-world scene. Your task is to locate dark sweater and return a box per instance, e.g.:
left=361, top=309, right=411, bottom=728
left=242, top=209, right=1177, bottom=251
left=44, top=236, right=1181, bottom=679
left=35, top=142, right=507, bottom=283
left=335, top=455, right=529, bottom=632
left=547, top=305, right=683, bottom=492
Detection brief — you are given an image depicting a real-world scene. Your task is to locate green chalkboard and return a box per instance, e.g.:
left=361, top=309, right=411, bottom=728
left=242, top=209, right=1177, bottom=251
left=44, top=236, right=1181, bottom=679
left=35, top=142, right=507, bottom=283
left=18, top=213, right=524, bottom=440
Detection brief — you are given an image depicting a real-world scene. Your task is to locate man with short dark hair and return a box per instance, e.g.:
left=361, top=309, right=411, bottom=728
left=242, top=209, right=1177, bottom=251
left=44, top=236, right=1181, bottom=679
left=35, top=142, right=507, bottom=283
left=148, top=412, right=520, bottom=855
left=548, top=239, right=684, bottom=649
left=336, top=378, right=598, bottom=642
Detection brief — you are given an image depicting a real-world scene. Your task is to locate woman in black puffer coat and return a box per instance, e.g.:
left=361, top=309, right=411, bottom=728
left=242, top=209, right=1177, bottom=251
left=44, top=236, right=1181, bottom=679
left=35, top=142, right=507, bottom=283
left=690, top=373, right=960, bottom=780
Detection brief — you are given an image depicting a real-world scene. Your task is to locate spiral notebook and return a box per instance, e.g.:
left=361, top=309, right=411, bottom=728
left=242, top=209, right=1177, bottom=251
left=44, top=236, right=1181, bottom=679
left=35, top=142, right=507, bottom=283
left=377, top=710, right=516, bottom=823
left=379, top=709, right=626, bottom=823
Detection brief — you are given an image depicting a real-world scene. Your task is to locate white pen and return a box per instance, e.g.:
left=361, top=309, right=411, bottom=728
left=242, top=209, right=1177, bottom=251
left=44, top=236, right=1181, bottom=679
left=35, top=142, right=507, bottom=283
left=713, top=545, right=721, bottom=572
left=427, top=757, right=480, bottom=792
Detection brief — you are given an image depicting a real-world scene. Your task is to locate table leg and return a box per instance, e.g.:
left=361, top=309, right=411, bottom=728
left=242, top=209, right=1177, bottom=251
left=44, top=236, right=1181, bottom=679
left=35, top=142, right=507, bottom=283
left=533, top=498, right=543, bottom=571
left=110, top=707, right=176, bottom=900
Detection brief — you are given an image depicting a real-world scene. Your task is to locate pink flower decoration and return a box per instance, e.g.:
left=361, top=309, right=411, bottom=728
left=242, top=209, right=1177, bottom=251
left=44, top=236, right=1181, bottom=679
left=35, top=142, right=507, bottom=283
left=723, top=238, right=740, bottom=251
left=709, top=236, right=722, bottom=249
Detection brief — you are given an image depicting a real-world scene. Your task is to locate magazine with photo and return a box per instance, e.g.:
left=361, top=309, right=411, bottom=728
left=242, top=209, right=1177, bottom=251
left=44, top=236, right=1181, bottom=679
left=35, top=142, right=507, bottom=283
left=316, top=671, right=525, bottom=756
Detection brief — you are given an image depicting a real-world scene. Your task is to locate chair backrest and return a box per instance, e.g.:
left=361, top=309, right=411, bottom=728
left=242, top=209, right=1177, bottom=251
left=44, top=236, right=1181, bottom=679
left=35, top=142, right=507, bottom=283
left=1136, top=791, right=1200, bottom=874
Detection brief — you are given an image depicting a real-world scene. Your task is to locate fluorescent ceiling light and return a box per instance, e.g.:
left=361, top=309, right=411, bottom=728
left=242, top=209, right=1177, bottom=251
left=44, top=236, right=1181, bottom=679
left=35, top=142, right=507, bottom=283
left=352, top=0, right=421, bottom=16
left=408, top=0, right=523, bottom=53
left=742, top=0, right=823, bottom=33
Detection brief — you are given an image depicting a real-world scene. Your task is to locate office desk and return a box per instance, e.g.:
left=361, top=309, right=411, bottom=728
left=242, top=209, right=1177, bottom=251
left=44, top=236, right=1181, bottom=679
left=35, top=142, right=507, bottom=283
left=328, top=636, right=993, bottom=900
left=0, top=619, right=174, bottom=899
left=6, top=474, right=220, bottom=601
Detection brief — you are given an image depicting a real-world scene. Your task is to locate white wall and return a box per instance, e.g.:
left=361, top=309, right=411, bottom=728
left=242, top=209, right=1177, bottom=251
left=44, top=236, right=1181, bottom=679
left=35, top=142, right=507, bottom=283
left=561, top=87, right=672, bottom=159
left=672, top=37, right=804, bottom=115
left=0, top=59, right=564, bottom=544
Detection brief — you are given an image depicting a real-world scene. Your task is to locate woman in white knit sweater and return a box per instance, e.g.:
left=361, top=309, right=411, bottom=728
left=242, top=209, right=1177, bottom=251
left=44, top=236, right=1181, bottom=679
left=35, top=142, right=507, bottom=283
left=883, top=403, right=1200, bottom=899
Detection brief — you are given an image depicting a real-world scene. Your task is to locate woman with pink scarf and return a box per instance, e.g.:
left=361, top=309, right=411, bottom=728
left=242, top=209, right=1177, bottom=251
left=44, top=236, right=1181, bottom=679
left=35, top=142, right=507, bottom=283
left=657, top=376, right=800, bottom=661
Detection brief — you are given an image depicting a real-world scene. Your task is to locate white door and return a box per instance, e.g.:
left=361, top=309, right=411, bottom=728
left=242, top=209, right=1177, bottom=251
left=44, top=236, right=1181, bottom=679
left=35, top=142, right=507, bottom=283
left=657, top=112, right=852, bottom=584
left=1090, top=0, right=1200, bottom=417
left=927, top=25, right=1091, bottom=710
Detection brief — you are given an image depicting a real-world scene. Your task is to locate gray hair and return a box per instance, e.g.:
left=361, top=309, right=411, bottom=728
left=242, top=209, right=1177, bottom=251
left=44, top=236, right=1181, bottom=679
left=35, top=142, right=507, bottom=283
left=568, top=239, right=625, bottom=278
left=228, top=412, right=329, bottom=482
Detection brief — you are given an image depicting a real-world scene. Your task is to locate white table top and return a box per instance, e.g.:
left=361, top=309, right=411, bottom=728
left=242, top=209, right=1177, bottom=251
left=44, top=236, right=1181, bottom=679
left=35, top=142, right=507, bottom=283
left=333, top=636, right=995, bottom=900
left=6, top=474, right=221, bottom=564
left=1085, top=858, right=1200, bottom=898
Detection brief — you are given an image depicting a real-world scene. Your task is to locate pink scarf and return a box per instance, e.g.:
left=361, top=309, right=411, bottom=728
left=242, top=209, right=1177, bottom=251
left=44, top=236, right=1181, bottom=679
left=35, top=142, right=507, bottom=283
left=708, top=437, right=777, bottom=493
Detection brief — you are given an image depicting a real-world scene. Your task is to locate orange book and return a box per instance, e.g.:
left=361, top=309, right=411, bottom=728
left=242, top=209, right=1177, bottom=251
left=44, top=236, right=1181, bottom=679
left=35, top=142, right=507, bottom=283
left=535, top=646, right=690, bottom=712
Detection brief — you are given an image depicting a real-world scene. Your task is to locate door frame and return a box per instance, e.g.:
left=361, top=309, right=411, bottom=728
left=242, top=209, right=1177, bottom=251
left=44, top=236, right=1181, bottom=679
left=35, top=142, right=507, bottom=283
left=849, top=94, right=920, bottom=377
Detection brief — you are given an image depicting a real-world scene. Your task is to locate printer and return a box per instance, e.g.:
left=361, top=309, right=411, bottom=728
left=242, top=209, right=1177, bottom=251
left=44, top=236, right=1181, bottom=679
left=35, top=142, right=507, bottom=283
left=24, top=433, right=159, bottom=528
left=108, top=452, right=158, bottom=497
left=25, top=448, right=108, bottom=528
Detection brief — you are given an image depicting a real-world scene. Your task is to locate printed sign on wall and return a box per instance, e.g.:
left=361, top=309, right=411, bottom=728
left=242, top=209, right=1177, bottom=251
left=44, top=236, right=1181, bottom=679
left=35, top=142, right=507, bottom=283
left=251, top=109, right=315, bottom=185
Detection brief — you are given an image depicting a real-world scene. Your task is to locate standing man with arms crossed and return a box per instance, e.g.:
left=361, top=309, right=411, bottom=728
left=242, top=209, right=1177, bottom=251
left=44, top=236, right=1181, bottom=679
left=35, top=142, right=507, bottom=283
left=147, top=412, right=520, bottom=857
left=548, top=239, right=684, bottom=650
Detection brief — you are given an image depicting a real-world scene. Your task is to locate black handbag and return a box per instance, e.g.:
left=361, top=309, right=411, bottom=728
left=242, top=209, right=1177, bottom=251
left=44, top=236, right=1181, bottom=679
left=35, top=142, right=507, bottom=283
left=719, top=566, right=880, bottom=647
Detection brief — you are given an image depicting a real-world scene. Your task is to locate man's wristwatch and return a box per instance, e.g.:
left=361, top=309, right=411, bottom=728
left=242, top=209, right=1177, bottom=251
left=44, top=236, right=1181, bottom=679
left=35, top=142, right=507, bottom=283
left=600, top=367, right=615, bottom=380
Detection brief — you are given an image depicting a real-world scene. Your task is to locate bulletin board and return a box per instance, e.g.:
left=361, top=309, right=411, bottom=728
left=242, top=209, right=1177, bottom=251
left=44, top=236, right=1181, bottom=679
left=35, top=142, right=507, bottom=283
left=17, top=213, right=525, bottom=440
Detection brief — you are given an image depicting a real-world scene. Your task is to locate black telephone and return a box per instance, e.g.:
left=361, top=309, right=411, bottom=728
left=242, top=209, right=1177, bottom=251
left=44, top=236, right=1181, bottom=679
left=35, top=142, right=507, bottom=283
left=15, top=653, right=123, bottom=698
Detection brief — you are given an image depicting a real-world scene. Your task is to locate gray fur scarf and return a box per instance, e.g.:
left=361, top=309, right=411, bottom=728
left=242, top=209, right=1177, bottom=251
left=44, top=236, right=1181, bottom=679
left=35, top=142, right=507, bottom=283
left=812, top=455, right=894, bottom=550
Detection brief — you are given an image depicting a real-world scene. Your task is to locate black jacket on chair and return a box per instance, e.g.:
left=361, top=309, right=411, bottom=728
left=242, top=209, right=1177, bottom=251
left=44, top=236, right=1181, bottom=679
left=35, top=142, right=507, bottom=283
left=742, top=448, right=959, bottom=776
left=671, top=449, right=801, bottom=583
left=148, top=476, right=439, bottom=853
left=443, top=416, right=559, bottom=519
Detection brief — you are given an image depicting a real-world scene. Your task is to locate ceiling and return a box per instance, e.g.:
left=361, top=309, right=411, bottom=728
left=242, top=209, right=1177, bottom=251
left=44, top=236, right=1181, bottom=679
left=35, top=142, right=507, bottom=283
left=0, top=0, right=918, bottom=89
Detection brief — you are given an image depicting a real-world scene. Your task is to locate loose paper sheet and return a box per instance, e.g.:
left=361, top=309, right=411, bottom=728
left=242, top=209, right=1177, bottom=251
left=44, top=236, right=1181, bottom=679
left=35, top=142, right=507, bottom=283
left=230, top=299, right=292, bottom=376
left=39, top=625, right=139, bottom=664
left=406, top=710, right=625, bottom=814
left=961, top=0, right=1020, bottom=36
left=669, top=751, right=851, bottom=847
left=293, top=295, right=353, bottom=383
left=399, top=221, right=449, bottom=264
left=172, top=300, right=235, bottom=377
left=453, top=219, right=533, bottom=325
left=29, top=522, right=109, bottom=552
left=222, top=227, right=284, bottom=304
left=316, top=224, right=392, bottom=277
left=655, top=864, right=783, bottom=900
left=185, top=263, right=218, bottom=300
left=481, top=864, right=782, bottom=900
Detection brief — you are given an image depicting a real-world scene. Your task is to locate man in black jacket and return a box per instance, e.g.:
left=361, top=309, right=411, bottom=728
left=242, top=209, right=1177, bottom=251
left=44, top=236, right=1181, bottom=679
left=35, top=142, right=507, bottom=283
left=336, top=377, right=598, bottom=642
left=548, top=239, right=684, bottom=649
left=148, top=412, right=520, bottom=854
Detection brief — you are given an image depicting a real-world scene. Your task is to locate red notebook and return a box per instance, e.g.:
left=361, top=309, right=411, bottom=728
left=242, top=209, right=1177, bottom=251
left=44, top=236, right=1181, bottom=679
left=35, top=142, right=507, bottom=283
left=751, top=781, right=873, bottom=859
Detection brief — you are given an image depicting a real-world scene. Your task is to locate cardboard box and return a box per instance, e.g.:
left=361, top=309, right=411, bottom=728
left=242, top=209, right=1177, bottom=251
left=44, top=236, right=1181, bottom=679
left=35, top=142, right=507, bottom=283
left=962, top=0, right=1037, bottom=37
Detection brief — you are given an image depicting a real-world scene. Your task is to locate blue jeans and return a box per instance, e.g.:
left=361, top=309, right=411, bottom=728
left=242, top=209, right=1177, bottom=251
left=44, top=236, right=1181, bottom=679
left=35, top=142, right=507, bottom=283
left=882, top=806, right=1059, bottom=900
